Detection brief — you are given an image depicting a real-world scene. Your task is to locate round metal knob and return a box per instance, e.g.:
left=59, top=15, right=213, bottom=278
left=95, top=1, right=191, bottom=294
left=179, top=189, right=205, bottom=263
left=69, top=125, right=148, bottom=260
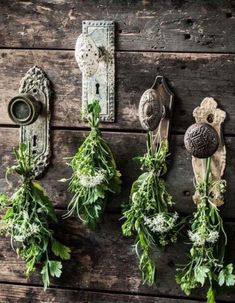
left=139, top=88, right=164, bottom=131
left=184, top=123, right=219, bottom=158
left=8, top=94, right=42, bottom=126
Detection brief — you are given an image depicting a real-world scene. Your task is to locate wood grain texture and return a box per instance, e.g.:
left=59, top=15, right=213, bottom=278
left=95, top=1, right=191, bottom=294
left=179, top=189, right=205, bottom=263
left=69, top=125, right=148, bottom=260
left=0, top=284, right=204, bottom=303
left=0, top=0, right=235, bottom=52
left=0, top=213, right=234, bottom=301
left=1, top=128, right=235, bottom=219
left=0, top=50, right=235, bottom=134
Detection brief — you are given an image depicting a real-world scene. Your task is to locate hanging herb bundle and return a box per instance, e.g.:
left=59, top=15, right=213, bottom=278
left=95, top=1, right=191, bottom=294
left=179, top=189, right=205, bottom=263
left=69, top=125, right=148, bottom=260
left=0, top=144, right=71, bottom=290
left=176, top=158, right=235, bottom=303
left=63, top=100, right=121, bottom=229
left=122, top=132, right=183, bottom=285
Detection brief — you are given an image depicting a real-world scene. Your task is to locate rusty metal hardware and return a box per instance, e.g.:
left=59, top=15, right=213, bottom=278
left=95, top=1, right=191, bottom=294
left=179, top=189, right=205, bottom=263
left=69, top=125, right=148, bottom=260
left=7, top=66, right=52, bottom=178
left=75, top=20, right=115, bottom=122
left=184, top=97, right=226, bottom=206
left=139, top=75, right=174, bottom=147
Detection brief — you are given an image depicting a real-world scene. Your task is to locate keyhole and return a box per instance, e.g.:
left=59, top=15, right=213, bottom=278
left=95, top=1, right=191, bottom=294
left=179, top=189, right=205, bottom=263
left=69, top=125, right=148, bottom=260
left=96, top=83, right=100, bottom=95
left=33, top=135, right=37, bottom=147
left=32, top=135, right=37, bottom=154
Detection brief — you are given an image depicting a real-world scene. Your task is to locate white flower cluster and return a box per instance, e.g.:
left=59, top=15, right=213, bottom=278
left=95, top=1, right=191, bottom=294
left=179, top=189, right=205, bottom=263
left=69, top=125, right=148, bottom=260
left=188, top=230, right=219, bottom=246
left=143, top=212, right=179, bottom=234
left=207, top=230, right=220, bottom=243
left=79, top=170, right=106, bottom=188
left=6, top=213, right=40, bottom=243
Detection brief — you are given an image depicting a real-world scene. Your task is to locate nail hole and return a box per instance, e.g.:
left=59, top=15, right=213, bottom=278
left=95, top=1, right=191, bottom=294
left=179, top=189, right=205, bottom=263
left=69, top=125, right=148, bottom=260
left=226, top=12, right=232, bottom=18
left=96, top=83, right=100, bottom=95
left=32, top=88, right=37, bottom=94
left=186, top=18, right=194, bottom=26
left=156, top=77, right=163, bottom=84
left=119, top=29, right=122, bottom=33
left=168, top=260, right=175, bottom=268
left=181, top=65, right=186, bottom=70
left=207, top=114, right=214, bottom=123
left=183, top=190, right=190, bottom=197
left=210, top=191, right=215, bottom=198
left=184, top=33, right=191, bottom=40
left=180, top=109, right=186, bottom=116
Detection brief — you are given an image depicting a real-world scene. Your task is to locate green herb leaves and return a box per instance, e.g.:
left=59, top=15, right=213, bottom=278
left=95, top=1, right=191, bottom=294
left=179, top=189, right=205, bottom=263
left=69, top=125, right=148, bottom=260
left=122, top=132, right=182, bottom=285
left=64, top=100, right=121, bottom=229
left=176, top=157, right=235, bottom=302
left=218, top=264, right=235, bottom=287
left=0, top=143, right=71, bottom=290
left=52, top=239, right=71, bottom=260
left=41, top=260, right=62, bottom=290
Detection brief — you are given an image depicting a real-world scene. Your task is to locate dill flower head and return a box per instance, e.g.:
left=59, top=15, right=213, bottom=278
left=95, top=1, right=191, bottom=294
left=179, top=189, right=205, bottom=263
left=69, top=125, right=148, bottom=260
left=143, top=212, right=179, bottom=234
left=79, top=170, right=106, bottom=188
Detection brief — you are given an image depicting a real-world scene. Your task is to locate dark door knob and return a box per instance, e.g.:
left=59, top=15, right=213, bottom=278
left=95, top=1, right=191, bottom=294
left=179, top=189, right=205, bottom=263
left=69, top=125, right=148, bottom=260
left=8, top=94, right=42, bottom=126
left=184, top=123, right=219, bottom=158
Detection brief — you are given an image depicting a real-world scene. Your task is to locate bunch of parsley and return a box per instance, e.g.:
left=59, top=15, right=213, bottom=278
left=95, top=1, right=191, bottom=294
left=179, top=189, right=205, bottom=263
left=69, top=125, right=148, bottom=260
left=63, top=100, right=121, bottom=229
left=0, top=144, right=71, bottom=290
left=122, top=132, right=183, bottom=285
left=176, top=158, right=235, bottom=303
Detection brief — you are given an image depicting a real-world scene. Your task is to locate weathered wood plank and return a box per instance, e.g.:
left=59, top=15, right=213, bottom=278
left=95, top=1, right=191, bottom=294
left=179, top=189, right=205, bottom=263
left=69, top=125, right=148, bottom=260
left=0, top=213, right=234, bottom=301
left=0, top=50, right=235, bottom=134
left=0, top=0, right=235, bottom=52
left=0, top=128, right=235, bottom=219
left=0, top=284, right=204, bottom=303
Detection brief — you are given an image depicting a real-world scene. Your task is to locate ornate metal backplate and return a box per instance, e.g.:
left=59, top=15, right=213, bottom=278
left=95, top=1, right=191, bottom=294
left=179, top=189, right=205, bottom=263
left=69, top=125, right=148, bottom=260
left=191, top=97, right=226, bottom=206
left=139, top=76, right=174, bottom=147
left=75, top=20, right=115, bottom=122
left=19, top=66, right=52, bottom=178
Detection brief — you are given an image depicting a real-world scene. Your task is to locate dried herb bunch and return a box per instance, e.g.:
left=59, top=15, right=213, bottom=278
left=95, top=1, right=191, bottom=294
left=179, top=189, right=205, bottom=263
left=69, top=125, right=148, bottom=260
left=63, top=100, right=121, bottom=229
left=122, top=132, right=183, bottom=285
left=0, top=144, right=71, bottom=290
left=176, top=157, right=235, bottom=303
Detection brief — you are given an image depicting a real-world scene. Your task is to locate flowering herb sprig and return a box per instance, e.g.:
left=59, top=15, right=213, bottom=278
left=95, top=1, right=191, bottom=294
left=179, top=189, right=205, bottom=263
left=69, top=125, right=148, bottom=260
left=122, top=132, right=183, bottom=285
left=62, top=100, right=121, bottom=229
left=176, top=157, right=235, bottom=303
left=0, top=144, right=71, bottom=290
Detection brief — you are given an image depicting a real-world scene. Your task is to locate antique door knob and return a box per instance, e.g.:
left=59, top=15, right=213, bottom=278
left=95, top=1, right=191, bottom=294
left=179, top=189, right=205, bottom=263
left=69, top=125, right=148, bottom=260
left=184, top=122, right=219, bottom=158
left=75, top=34, right=101, bottom=78
left=139, top=88, right=165, bottom=131
left=8, top=94, right=42, bottom=126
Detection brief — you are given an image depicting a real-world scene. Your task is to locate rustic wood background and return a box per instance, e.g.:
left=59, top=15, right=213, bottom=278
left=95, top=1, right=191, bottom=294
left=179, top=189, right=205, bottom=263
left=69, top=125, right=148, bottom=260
left=0, top=1, right=235, bottom=302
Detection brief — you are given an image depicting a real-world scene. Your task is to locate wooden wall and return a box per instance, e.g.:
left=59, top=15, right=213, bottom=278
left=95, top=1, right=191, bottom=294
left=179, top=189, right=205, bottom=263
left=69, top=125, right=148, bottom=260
left=0, top=1, right=235, bottom=302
